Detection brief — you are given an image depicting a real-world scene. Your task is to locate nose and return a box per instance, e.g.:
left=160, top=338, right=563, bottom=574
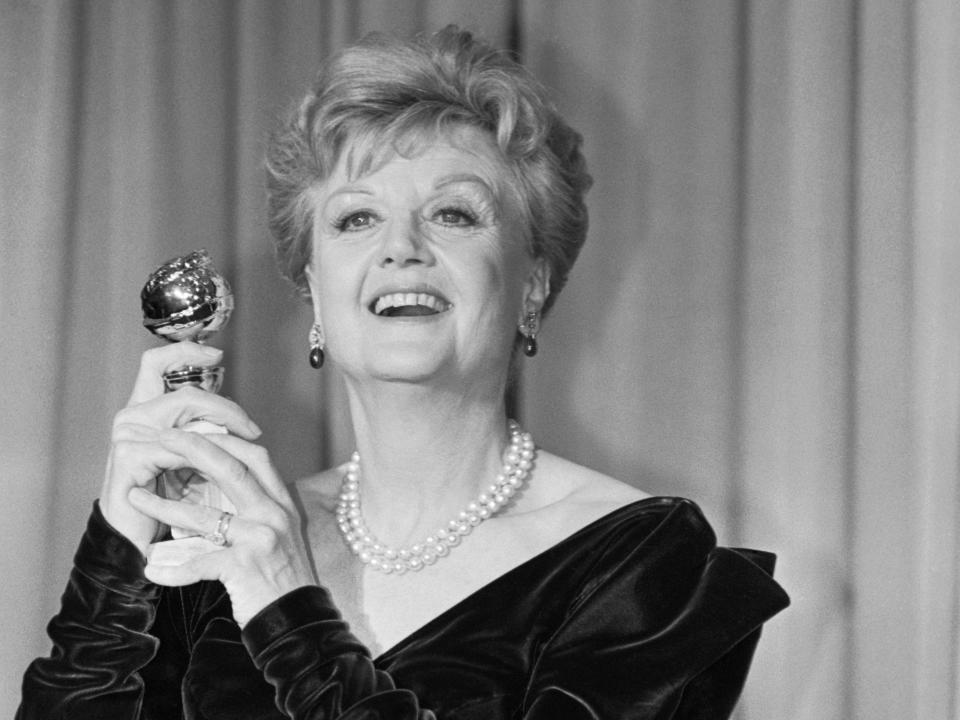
left=377, top=214, right=435, bottom=268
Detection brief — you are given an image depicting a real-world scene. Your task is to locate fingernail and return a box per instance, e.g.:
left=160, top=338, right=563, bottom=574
left=199, top=345, right=223, bottom=357
left=248, top=420, right=263, bottom=437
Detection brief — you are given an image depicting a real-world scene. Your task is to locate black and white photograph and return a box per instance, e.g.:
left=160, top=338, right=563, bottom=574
left=3, top=2, right=958, bottom=718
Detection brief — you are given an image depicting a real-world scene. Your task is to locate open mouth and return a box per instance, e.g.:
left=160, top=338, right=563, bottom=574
left=371, top=292, right=452, bottom=318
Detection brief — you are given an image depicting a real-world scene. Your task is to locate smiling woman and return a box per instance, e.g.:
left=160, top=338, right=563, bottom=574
left=18, top=25, right=788, bottom=720
left=307, top=130, right=537, bottom=388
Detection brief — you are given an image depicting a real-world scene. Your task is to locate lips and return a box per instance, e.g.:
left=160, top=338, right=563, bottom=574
left=371, top=291, right=452, bottom=317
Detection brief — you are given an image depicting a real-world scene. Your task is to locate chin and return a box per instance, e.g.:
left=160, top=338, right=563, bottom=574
left=361, top=346, right=451, bottom=383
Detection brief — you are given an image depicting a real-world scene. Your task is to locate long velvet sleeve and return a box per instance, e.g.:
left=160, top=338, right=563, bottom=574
left=517, top=503, right=787, bottom=719
left=17, top=503, right=161, bottom=720
left=519, top=545, right=785, bottom=719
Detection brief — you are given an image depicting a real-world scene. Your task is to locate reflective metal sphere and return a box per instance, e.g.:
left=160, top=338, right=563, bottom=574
left=141, top=250, right=233, bottom=343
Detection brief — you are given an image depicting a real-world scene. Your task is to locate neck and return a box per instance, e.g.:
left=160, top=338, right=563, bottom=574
left=340, top=376, right=515, bottom=546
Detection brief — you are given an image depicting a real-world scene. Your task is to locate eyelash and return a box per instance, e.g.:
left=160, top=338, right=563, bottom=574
left=434, top=206, right=479, bottom=227
left=332, top=210, right=378, bottom=232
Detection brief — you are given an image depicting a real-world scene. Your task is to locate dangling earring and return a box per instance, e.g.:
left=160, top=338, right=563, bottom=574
left=308, top=323, right=325, bottom=369
left=519, top=310, right=539, bottom=357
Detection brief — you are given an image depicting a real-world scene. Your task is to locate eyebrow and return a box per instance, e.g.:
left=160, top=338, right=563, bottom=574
left=434, top=173, right=498, bottom=194
left=324, top=185, right=375, bottom=202
left=320, top=172, right=500, bottom=208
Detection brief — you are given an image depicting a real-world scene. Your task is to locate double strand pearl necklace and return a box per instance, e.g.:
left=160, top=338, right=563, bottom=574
left=336, top=420, right=536, bottom=574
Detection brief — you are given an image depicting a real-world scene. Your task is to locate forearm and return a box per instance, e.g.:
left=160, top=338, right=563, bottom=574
left=18, top=503, right=161, bottom=720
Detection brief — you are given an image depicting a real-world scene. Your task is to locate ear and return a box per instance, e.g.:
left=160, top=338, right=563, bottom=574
left=522, top=257, right=551, bottom=315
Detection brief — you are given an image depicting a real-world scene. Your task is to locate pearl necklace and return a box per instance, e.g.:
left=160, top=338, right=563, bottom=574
left=336, top=420, right=536, bottom=574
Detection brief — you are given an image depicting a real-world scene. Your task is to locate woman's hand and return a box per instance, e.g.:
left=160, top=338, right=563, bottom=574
left=127, top=431, right=317, bottom=628
left=100, top=343, right=262, bottom=554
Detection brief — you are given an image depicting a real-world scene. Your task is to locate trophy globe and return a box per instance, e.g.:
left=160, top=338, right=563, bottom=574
left=141, top=249, right=234, bottom=393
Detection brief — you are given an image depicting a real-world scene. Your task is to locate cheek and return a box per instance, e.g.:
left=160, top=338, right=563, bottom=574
left=312, top=251, right=361, bottom=328
left=458, top=246, right=530, bottom=325
left=317, top=276, right=354, bottom=325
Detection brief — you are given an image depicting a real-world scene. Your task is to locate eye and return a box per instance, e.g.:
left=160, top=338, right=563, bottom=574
left=434, top=207, right=478, bottom=227
left=334, top=210, right=378, bottom=232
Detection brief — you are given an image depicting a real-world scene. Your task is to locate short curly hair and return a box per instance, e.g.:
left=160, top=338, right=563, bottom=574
left=265, top=25, right=592, bottom=318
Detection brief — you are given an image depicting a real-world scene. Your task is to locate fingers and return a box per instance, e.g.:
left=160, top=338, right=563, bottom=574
left=100, top=434, right=190, bottom=552
left=128, top=342, right=224, bottom=406
left=121, top=342, right=262, bottom=439
left=204, top=434, right=290, bottom=507
left=107, top=436, right=183, bottom=484
left=149, top=430, right=270, bottom=512
left=104, top=342, right=263, bottom=554
left=144, top=538, right=226, bottom=586
left=111, top=426, right=278, bottom=546
left=115, top=386, right=262, bottom=440
left=129, top=485, right=227, bottom=535
left=133, top=468, right=315, bottom=627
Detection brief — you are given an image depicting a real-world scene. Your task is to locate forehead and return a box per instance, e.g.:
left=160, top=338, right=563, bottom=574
left=330, top=124, right=512, bottom=190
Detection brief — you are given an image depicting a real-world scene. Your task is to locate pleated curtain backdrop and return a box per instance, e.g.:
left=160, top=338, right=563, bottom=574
left=2, top=2, right=959, bottom=719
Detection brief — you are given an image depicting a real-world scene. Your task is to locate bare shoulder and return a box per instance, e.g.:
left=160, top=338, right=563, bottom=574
left=536, top=450, right=649, bottom=504
left=517, top=450, right=651, bottom=532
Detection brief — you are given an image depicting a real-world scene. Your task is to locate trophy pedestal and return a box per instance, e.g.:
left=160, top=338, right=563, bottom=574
left=141, top=250, right=237, bottom=549
left=160, top=419, right=236, bottom=539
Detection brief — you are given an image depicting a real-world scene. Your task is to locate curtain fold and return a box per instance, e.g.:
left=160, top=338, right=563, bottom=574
left=910, top=2, right=960, bottom=716
left=2, top=2, right=958, bottom=718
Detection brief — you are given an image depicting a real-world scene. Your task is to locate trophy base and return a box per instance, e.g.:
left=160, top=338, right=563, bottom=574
left=158, top=414, right=234, bottom=539
left=159, top=469, right=237, bottom=539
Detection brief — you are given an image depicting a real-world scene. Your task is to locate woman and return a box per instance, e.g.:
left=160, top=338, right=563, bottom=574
left=19, top=26, right=788, bottom=719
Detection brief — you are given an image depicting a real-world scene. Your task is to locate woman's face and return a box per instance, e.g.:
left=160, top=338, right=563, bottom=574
left=306, top=127, right=548, bottom=390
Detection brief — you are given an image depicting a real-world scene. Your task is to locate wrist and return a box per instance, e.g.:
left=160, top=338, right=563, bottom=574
left=232, top=578, right=317, bottom=630
left=79, top=502, right=159, bottom=598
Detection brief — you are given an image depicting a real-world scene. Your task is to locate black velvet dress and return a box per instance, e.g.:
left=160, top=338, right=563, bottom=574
left=19, top=496, right=789, bottom=719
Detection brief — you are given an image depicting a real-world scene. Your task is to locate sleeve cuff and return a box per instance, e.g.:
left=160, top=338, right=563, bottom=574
left=241, top=585, right=368, bottom=661
left=74, top=501, right=158, bottom=600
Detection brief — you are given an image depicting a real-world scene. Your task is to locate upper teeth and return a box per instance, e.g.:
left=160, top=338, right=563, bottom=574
left=373, top=292, right=450, bottom=315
